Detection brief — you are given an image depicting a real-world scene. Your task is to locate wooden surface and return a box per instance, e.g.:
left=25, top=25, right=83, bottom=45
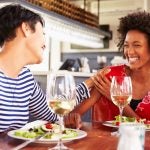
left=1, top=122, right=150, bottom=150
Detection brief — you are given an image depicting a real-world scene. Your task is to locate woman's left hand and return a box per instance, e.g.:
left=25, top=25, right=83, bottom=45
left=64, top=113, right=82, bottom=129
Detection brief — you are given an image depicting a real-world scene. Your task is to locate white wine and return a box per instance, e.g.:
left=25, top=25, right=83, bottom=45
left=48, top=100, right=75, bottom=115
left=111, top=95, right=132, bottom=108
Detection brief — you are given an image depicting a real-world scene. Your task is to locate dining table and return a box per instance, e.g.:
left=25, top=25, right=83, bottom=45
left=1, top=122, right=150, bottom=150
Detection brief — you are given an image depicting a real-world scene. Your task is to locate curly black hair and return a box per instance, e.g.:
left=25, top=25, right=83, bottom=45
left=0, top=4, right=44, bottom=47
left=117, top=11, right=150, bottom=52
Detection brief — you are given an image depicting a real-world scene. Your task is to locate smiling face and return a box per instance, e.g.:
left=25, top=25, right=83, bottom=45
left=25, top=22, right=45, bottom=64
left=123, top=30, right=150, bottom=70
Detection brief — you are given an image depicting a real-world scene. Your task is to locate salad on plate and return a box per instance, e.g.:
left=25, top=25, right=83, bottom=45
left=103, top=115, right=150, bottom=130
left=7, top=120, right=87, bottom=143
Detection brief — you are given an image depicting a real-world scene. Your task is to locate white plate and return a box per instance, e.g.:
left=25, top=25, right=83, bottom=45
left=7, top=120, right=87, bottom=143
left=103, top=121, right=150, bottom=131
left=103, top=121, right=118, bottom=128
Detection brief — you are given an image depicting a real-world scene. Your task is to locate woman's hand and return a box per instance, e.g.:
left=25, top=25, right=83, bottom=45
left=64, top=113, right=82, bottom=129
left=92, top=67, right=111, bottom=100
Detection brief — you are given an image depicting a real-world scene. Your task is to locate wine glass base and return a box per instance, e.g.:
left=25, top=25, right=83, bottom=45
left=48, top=142, right=72, bottom=150
left=111, top=131, right=120, bottom=137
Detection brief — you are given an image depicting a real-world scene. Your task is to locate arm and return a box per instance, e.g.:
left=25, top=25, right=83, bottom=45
left=29, top=77, right=95, bottom=128
left=76, top=81, right=91, bottom=104
left=29, top=81, right=58, bottom=122
left=72, top=88, right=101, bottom=115
left=123, top=105, right=140, bottom=119
left=84, top=77, right=95, bottom=89
left=64, top=77, right=98, bottom=129
left=29, top=81, right=82, bottom=128
left=72, top=68, right=110, bottom=115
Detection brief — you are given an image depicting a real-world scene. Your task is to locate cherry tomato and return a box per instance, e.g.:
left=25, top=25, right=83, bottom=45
left=45, top=123, right=53, bottom=129
left=115, top=122, right=120, bottom=126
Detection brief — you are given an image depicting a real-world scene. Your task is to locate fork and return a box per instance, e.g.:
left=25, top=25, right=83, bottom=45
left=12, top=132, right=49, bottom=150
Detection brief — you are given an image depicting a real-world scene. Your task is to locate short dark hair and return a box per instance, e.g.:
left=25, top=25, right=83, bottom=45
left=117, top=11, right=150, bottom=52
left=0, top=4, right=44, bottom=47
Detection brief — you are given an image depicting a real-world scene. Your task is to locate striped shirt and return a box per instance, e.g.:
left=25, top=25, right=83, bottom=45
left=0, top=67, right=90, bottom=132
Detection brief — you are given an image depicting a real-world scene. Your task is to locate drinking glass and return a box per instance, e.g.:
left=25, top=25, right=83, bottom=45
left=46, top=71, right=76, bottom=150
left=110, top=76, right=132, bottom=122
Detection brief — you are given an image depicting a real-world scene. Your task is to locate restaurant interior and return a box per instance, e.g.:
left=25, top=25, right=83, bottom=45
left=0, top=0, right=150, bottom=150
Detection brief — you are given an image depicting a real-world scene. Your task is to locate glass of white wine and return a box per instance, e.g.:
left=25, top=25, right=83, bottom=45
left=46, top=71, right=76, bottom=150
left=110, top=76, right=132, bottom=123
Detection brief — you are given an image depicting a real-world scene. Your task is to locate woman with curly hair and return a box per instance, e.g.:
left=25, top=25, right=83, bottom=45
left=72, top=11, right=150, bottom=122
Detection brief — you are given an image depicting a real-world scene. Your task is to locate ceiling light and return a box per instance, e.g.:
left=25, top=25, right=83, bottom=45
left=44, top=16, right=104, bottom=48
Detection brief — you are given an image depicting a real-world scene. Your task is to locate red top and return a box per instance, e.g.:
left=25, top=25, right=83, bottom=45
left=136, top=92, right=150, bottom=120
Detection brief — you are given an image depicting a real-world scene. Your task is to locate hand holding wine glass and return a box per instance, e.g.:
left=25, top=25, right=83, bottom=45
left=46, top=71, right=76, bottom=150
left=110, top=76, right=132, bottom=123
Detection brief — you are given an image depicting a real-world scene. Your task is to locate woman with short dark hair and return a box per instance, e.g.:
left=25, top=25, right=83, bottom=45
left=0, top=4, right=90, bottom=132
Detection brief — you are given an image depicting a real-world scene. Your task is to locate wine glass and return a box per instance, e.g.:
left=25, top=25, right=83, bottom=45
left=110, top=76, right=132, bottom=123
left=46, top=71, right=76, bottom=150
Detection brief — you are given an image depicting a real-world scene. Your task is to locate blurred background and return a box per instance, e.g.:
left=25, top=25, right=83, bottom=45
left=1, top=0, right=149, bottom=121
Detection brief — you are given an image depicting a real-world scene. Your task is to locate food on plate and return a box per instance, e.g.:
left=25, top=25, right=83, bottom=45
left=112, top=115, right=136, bottom=126
left=15, top=127, right=45, bottom=138
left=44, top=129, right=78, bottom=140
left=14, top=122, right=78, bottom=140
left=41, top=123, right=59, bottom=132
left=112, top=115, right=150, bottom=129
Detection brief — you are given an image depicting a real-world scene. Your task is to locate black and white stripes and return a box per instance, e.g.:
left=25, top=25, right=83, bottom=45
left=76, top=82, right=90, bottom=104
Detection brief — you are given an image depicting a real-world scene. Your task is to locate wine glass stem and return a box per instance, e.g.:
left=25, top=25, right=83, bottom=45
left=58, top=115, right=64, bottom=146
left=119, top=107, right=123, bottom=123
